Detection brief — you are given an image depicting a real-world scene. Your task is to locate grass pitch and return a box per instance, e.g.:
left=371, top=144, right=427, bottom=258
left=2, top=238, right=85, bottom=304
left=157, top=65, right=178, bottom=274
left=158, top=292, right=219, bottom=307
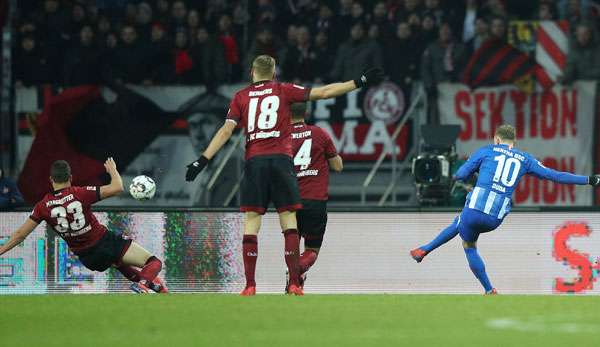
left=1, top=294, right=600, bottom=347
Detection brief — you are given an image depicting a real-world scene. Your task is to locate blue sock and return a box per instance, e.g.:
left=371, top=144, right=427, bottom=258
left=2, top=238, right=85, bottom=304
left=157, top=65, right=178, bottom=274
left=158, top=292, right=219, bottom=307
left=421, top=218, right=459, bottom=253
left=464, top=247, right=493, bottom=292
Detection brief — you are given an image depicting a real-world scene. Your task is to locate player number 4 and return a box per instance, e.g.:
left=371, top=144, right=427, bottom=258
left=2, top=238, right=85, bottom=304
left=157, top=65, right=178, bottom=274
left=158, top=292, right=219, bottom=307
left=492, top=155, right=521, bottom=187
left=294, top=139, right=312, bottom=170
left=247, top=95, right=280, bottom=132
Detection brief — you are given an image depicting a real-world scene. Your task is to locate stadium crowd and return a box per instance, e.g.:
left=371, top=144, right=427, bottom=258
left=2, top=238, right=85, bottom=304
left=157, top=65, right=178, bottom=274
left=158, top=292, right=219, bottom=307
left=13, top=0, right=600, bottom=90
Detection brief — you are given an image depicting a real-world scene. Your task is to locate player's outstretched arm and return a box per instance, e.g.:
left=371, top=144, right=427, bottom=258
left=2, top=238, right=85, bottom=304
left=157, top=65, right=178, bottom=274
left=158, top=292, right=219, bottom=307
left=309, top=67, right=384, bottom=101
left=186, top=120, right=236, bottom=182
left=529, top=159, right=597, bottom=186
left=0, top=218, right=38, bottom=256
left=454, top=148, right=486, bottom=181
left=328, top=155, right=343, bottom=172
left=100, top=157, right=125, bottom=199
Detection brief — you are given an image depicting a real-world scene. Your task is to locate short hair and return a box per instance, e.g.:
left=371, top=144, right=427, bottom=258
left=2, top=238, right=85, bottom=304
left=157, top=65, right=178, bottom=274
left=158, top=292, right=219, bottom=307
left=291, top=102, right=307, bottom=119
left=252, top=55, right=276, bottom=78
left=495, top=124, right=516, bottom=142
left=50, top=160, right=72, bottom=183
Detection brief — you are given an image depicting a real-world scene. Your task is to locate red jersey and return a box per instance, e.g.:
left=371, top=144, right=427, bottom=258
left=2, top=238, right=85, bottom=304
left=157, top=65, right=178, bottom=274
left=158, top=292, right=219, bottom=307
left=291, top=122, right=338, bottom=201
left=30, top=186, right=106, bottom=253
left=226, top=81, right=311, bottom=160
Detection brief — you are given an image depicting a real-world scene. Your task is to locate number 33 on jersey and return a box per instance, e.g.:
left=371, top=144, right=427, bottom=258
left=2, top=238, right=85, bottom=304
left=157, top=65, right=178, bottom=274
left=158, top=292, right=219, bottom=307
left=226, top=81, right=311, bottom=160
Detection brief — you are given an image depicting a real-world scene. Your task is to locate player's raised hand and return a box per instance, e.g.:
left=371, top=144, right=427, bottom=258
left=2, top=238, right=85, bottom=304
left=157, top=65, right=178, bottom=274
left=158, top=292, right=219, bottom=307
left=589, top=175, right=600, bottom=186
left=186, top=155, right=210, bottom=182
left=354, top=67, right=384, bottom=88
left=104, top=157, right=118, bottom=174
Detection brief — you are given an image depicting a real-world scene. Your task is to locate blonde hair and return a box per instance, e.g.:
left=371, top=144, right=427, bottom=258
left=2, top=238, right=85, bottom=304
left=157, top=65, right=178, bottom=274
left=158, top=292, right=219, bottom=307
left=495, top=124, right=516, bottom=142
left=252, top=55, right=276, bottom=79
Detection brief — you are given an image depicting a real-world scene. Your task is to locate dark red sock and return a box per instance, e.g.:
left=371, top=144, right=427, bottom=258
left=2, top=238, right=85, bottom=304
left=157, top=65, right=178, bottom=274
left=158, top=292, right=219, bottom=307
left=117, top=265, right=141, bottom=282
left=283, top=229, right=300, bottom=286
left=242, top=235, right=258, bottom=287
left=139, top=256, right=162, bottom=284
left=299, top=249, right=318, bottom=274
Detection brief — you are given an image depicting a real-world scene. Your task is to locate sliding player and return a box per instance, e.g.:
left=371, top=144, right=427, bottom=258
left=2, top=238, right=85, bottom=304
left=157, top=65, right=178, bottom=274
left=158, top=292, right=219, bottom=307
left=289, top=102, right=343, bottom=291
left=185, top=54, right=382, bottom=296
left=0, top=159, right=168, bottom=294
left=410, top=125, right=600, bottom=294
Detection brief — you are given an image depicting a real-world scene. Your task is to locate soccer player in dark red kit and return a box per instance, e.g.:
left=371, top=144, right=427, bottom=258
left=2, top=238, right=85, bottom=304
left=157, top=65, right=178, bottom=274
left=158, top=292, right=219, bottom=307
left=0, top=158, right=168, bottom=294
left=185, top=54, right=382, bottom=296
left=289, top=102, right=343, bottom=291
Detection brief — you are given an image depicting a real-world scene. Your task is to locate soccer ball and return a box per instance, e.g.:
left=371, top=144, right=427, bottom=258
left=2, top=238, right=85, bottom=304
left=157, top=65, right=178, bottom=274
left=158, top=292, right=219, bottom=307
left=129, top=175, right=156, bottom=200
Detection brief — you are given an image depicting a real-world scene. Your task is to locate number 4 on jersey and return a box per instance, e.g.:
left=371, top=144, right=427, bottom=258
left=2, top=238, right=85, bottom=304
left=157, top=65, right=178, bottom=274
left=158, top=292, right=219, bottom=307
left=294, top=139, right=312, bottom=170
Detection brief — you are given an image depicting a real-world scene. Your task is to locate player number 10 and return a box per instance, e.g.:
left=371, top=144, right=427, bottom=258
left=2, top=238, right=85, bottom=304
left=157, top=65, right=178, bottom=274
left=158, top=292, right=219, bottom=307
left=247, top=95, right=280, bottom=132
left=492, top=155, right=521, bottom=187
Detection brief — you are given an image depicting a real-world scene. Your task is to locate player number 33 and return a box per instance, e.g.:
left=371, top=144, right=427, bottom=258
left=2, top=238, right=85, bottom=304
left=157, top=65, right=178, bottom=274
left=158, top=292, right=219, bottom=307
left=50, top=201, right=87, bottom=233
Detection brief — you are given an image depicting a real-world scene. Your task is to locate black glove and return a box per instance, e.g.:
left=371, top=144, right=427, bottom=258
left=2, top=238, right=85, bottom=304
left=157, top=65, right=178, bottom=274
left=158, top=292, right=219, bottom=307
left=354, top=67, right=384, bottom=88
left=186, top=155, right=210, bottom=182
left=589, top=175, right=600, bottom=186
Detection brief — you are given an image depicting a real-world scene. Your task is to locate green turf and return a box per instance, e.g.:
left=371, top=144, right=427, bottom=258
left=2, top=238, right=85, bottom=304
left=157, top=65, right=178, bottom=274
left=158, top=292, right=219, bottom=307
left=1, top=294, right=600, bottom=347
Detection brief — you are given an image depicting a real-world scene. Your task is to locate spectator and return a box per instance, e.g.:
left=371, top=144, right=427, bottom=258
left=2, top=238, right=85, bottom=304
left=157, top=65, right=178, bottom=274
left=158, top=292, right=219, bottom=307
left=424, top=0, right=445, bottom=25
left=34, top=0, right=69, bottom=45
left=489, top=16, right=507, bottom=41
left=350, top=1, right=366, bottom=26
left=171, top=0, right=188, bottom=31
left=385, top=22, right=421, bottom=89
left=465, top=17, right=489, bottom=56
left=312, top=30, right=335, bottom=83
left=421, top=23, right=466, bottom=123
left=245, top=27, right=281, bottom=76
left=560, top=22, right=600, bottom=83
left=314, top=3, right=335, bottom=39
left=147, top=22, right=172, bottom=83
left=256, top=0, right=277, bottom=26
left=538, top=2, right=558, bottom=20
left=462, top=0, right=479, bottom=43
left=96, top=15, right=112, bottom=40
left=559, top=0, right=591, bottom=24
left=371, top=1, right=393, bottom=41
left=14, top=35, right=54, bottom=87
left=187, top=9, right=201, bottom=44
left=330, top=22, right=383, bottom=82
left=154, top=0, right=170, bottom=24
left=0, top=169, right=24, bottom=211
left=105, top=25, right=149, bottom=83
left=68, top=3, right=87, bottom=38
left=484, top=0, right=508, bottom=17
left=170, top=30, right=194, bottom=84
left=396, top=0, right=422, bottom=22
left=123, top=3, right=138, bottom=25
left=218, top=14, right=241, bottom=82
left=63, top=25, right=103, bottom=86
left=281, top=26, right=317, bottom=82
left=420, top=13, right=438, bottom=46
left=190, top=27, right=227, bottom=89
left=136, top=2, right=154, bottom=41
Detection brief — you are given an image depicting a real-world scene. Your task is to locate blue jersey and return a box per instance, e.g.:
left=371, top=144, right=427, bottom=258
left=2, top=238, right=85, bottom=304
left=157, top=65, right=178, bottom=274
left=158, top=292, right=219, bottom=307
left=455, top=144, right=588, bottom=219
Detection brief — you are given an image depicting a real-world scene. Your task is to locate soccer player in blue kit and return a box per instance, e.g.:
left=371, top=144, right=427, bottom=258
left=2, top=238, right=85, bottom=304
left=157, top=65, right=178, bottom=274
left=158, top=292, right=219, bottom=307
left=410, top=124, right=600, bottom=294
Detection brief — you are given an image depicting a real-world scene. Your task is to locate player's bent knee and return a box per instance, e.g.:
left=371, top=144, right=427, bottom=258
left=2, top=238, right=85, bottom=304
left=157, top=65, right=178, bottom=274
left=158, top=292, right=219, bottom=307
left=245, top=212, right=262, bottom=235
left=121, top=242, right=152, bottom=267
left=304, top=235, right=324, bottom=249
left=278, top=211, right=297, bottom=231
left=462, top=241, right=477, bottom=249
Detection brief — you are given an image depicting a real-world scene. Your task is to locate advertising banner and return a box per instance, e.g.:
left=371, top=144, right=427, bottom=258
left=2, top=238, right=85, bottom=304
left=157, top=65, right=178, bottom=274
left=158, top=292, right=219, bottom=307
left=438, top=81, right=596, bottom=206
left=3, top=211, right=600, bottom=295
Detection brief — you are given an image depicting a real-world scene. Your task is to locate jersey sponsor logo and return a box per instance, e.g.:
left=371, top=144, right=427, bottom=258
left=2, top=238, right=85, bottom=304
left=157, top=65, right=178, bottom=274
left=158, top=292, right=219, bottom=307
left=248, top=88, right=273, bottom=97
left=363, top=82, right=405, bottom=124
left=292, top=130, right=312, bottom=139
left=86, top=186, right=96, bottom=191
left=45, top=194, right=74, bottom=207
left=248, top=130, right=280, bottom=140
left=297, top=169, right=319, bottom=177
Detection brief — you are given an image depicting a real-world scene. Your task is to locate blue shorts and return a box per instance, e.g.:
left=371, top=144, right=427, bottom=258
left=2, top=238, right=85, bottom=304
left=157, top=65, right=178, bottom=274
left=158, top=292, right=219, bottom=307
left=457, top=208, right=503, bottom=243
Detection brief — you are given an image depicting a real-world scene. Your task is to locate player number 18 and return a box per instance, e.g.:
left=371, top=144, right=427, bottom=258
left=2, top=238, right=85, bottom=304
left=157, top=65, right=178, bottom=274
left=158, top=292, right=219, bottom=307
left=492, top=155, right=521, bottom=187
left=247, top=95, right=280, bottom=132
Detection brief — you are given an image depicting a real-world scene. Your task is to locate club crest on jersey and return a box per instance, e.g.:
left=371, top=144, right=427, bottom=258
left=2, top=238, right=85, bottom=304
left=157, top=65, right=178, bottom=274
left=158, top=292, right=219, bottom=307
left=363, top=82, right=405, bottom=124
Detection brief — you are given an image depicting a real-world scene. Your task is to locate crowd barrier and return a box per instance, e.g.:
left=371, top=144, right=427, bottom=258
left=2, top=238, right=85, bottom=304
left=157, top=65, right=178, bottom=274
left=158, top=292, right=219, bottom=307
left=1, top=209, right=600, bottom=295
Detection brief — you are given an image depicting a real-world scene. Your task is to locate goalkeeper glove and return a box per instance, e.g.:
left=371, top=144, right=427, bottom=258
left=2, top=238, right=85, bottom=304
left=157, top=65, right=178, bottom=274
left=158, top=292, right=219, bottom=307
left=186, top=155, right=210, bottom=182
left=589, top=175, right=600, bottom=186
left=353, top=67, right=384, bottom=88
